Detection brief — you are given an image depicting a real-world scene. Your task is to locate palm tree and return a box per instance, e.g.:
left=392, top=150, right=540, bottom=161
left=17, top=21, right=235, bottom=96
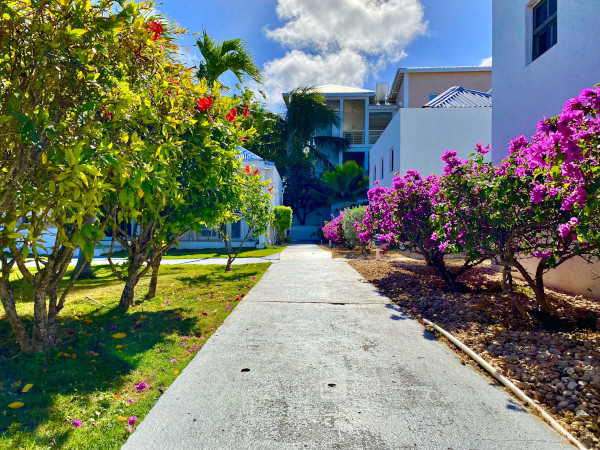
left=283, top=87, right=349, bottom=164
left=195, top=29, right=262, bottom=87
left=312, top=161, right=369, bottom=208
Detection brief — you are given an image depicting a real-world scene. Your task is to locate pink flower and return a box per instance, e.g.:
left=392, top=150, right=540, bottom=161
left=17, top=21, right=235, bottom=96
left=252, top=277, right=256, bottom=280
left=128, top=416, right=138, bottom=426
left=170, top=359, right=177, bottom=363
left=72, top=419, right=82, bottom=427
left=128, top=399, right=135, bottom=404
left=196, top=297, right=201, bottom=300
left=225, top=305, right=232, bottom=310
left=180, top=342, right=188, bottom=346
left=109, top=324, right=116, bottom=329
left=126, top=425, right=133, bottom=433
left=135, top=382, right=148, bottom=391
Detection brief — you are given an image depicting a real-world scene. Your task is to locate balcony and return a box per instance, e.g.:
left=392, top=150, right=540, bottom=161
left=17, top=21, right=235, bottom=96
left=369, top=130, right=384, bottom=144
left=343, top=130, right=364, bottom=145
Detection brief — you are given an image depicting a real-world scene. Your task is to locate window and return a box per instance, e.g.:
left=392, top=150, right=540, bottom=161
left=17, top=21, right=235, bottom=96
left=373, top=165, right=377, bottom=181
left=429, top=94, right=440, bottom=101
left=532, top=0, right=557, bottom=61
left=380, top=158, right=384, bottom=178
left=389, top=147, right=394, bottom=172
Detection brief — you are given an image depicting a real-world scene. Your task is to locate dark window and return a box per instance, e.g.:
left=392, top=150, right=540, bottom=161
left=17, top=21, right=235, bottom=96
left=231, top=220, right=241, bottom=239
left=380, top=158, right=384, bottom=178
left=373, top=165, right=377, bottom=180
left=389, top=147, right=394, bottom=172
left=532, top=0, right=557, bottom=61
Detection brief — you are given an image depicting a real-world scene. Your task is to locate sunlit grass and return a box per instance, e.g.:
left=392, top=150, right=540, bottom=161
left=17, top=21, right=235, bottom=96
left=0, top=263, right=269, bottom=449
left=105, top=245, right=285, bottom=259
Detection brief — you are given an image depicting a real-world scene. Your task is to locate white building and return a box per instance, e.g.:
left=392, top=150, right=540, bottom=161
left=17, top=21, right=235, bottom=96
left=308, top=84, right=398, bottom=172
left=492, top=0, right=600, bottom=164
left=177, top=147, right=283, bottom=249
left=368, top=67, right=492, bottom=188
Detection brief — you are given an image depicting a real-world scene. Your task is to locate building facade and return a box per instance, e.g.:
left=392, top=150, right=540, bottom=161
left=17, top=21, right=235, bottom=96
left=369, top=67, right=492, bottom=188
left=492, top=0, right=600, bottom=164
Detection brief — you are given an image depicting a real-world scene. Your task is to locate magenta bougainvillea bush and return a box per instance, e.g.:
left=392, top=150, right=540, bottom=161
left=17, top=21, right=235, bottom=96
left=356, top=86, right=600, bottom=313
left=322, top=210, right=345, bottom=243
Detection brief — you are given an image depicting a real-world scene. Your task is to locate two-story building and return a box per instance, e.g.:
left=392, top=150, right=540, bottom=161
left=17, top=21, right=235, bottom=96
left=308, top=84, right=398, bottom=173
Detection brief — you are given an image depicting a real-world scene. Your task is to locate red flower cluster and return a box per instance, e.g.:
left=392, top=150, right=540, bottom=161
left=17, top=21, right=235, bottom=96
left=242, top=104, right=249, bottom=117
left=100, top=107, right=113, bottom=120
left=147, top=21, right=164, bottom=41
left=196, top=96, right=213, bottom=112
left=245, top=165, right=251, bottom=174
left=226, top=108, right=237, bottom=122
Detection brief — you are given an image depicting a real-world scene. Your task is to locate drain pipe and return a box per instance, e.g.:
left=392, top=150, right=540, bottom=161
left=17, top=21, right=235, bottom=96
left=422, top=318, right=587, bottom=450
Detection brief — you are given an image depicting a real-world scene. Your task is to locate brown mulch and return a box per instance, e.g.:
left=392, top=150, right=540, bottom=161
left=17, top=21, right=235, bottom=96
left=347, top=254, right=600, bottom=448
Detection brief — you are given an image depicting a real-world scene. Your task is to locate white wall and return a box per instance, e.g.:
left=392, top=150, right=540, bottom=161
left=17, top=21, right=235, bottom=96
left=369, top=108, right=492, bottom=188
left=492, top=0, right=600, bottom=164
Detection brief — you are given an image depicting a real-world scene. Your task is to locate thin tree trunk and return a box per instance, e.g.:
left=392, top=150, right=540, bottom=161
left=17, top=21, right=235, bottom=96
left=0, top=279, right=32, bottom=352
left=119, top=254, right=144, bottom=310
left=500, top=266, right=530, bottom=320
left=146, top=255, right=162, bottom=299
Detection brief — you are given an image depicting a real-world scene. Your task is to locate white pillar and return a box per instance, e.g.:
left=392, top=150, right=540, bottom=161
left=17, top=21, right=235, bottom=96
left=339, top=98, right=345, bottom=166
left=364, top=97, right=369, bottom=145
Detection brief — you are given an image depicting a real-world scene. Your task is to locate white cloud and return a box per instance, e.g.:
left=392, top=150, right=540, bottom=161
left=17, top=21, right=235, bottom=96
left=262, top=49, right=368, bottom=106
left=480, top=56, right=492, bottom=67
left=262, top=0, right=427, bottom=107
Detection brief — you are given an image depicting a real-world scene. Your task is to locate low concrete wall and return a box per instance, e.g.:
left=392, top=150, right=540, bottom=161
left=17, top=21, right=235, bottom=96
left=497, top=256, right=600, bottom=300
left=291, top=225, right=321, bottom=242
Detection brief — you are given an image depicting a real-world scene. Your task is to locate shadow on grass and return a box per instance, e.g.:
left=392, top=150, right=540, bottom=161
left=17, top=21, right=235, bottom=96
left=0, top=305, right=197, bottom=443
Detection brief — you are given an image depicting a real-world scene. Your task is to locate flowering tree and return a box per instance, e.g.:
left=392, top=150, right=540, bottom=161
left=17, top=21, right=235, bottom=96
left=432, top=86, right=600, bottom=314
left=218, top=165, right=274, bottom=271
left=0, top=0, right=167, bottom=352
left=357, top=172, right=485, bottom=290
left=105, top=74, right=252, bottom=309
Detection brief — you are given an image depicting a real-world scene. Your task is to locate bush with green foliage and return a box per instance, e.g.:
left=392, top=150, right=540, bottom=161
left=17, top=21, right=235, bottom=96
left=273, top=206, right=293, bottom=244
left=341, top=206, right=367, bottom=248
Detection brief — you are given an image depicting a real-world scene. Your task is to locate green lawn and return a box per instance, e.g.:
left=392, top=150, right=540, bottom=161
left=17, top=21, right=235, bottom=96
left=105, top=245, right=286, bottom=260
left=0, top=263, right=270, bottom=449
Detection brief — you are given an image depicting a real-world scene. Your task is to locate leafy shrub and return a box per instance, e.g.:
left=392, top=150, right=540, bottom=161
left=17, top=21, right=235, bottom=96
left=272, top=206, right=293, bottom=244
left=341, top=206, right=366, bottom=248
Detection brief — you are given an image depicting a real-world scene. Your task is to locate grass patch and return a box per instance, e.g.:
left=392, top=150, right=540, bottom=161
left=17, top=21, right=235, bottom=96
left=0, top=263, right=270, bottom=449
left=105, top=246, right=285, bottom=260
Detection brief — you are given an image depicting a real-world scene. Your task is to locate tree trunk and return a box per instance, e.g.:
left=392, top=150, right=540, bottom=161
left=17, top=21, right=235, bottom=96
left=119, top=255, right=144, bottom=310
left=73, top=251, right=95, bottom=279
left=31, top=283, right=56, bottom=351
left=500, top=266, right=530, bottom=320
left=146, top=255, right=162, bottom=299
left=0, top=280, right=32, bottom=352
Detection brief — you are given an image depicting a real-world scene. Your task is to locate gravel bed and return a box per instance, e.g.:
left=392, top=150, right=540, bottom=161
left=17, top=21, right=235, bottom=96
left=349, top=255, right=600, bottom=449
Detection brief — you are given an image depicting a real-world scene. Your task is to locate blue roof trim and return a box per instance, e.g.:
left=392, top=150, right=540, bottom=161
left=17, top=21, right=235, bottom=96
left=236, top=146, right=264, bottom=161
left=423, top=86, right=492, bottom=108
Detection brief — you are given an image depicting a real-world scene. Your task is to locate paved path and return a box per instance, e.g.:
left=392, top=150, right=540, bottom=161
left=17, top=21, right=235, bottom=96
left=24, top=253, right=280, bottom=268
left=123, top=244, right=571, bottom=450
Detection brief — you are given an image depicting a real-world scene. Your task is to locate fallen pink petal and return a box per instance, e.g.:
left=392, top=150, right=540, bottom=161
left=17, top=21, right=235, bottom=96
left=135, top=382, right=148, bottom=391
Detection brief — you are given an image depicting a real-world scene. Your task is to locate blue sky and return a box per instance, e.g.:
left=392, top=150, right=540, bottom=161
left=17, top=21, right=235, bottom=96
left=157, top=0, right=491, bottom=109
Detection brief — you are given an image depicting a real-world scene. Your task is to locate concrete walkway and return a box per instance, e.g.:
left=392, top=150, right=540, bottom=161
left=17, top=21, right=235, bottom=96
left=123, top=244, right=571, bottom=450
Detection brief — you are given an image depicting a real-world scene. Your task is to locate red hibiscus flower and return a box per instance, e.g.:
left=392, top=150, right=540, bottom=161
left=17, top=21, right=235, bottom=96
left=147, top=21, right=164, bottom=41
left=242, top=104, right=249, bottom=116
left=253, top=169, right=259, bottom=175
left=268, top=186, right=274, bottom=192
left=196, top=96, right=213, bottom=112
left=226, top=108, right=237, bottom=122
left=245, top=165, right=251, bottom=174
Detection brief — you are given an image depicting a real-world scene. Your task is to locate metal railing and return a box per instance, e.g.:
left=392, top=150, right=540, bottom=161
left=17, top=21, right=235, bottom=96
left=369, top=130, right=384, bottom=144
left=343, top=130, right=364, bottom=145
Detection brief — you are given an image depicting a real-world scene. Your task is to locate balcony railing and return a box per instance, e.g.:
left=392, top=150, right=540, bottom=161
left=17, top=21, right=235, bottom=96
left=369, top=130, right=384, bottom=144
left=343, top=130, right=364, bottom=145
left=342, top=130, right=386, bottom=145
